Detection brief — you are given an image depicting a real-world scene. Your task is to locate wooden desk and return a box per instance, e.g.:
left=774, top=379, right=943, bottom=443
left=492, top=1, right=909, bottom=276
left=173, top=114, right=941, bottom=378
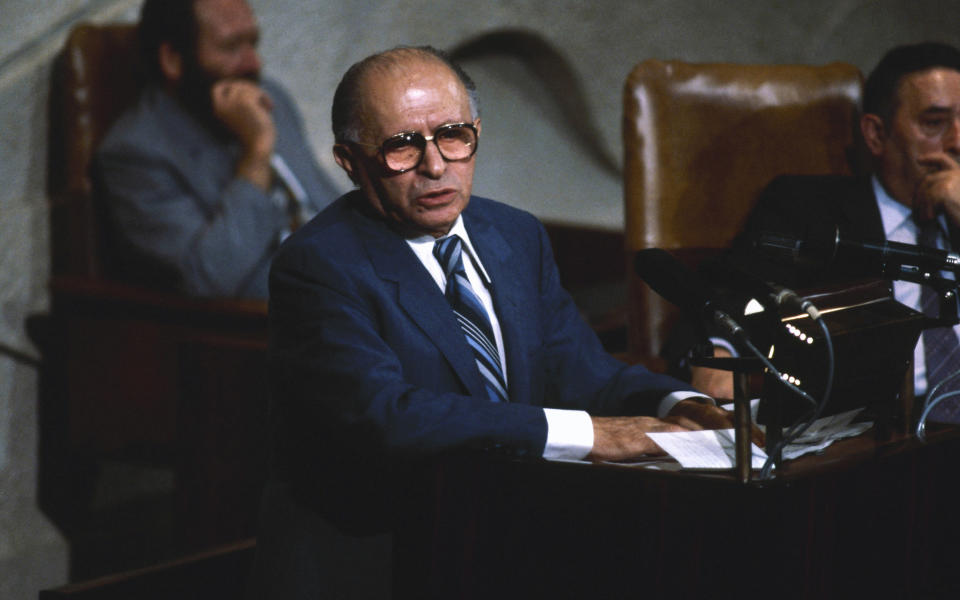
left=39, top=277, right=270, bottom=552
left=397, top=427, right=960, bottom=599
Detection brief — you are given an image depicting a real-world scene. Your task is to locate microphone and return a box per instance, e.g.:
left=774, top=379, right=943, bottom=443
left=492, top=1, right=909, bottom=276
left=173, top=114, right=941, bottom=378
left=756, top=223, right=960, bottom=276
left=703, top=260, right=821, bottom=320
left=633, top=248, right=746, bottom=339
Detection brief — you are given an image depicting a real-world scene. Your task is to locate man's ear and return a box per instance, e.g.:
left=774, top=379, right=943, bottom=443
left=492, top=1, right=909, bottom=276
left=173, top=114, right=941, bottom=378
left=860, top=113, right=887, bottom=157
left=333, top=143, right=359, bottom=185
left=158, top=42, right=183, bottom=83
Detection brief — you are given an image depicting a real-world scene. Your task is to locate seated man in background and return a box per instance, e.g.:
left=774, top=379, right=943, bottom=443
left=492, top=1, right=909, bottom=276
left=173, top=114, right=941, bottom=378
left=684, top=42, right=960, bottom=423
left=251, top=45, right=738, bottom=598
left=95, top=0, right=338, bottom=298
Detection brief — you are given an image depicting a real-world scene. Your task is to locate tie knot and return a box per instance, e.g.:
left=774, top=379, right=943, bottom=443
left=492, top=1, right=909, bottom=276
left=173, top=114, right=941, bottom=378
left=433, top=234, right=464, bottom=271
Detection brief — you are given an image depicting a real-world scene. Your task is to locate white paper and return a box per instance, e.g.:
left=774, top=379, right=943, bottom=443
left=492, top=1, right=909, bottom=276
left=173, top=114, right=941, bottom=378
left=646, top=429, right=768, bottom=470
left=780, top=408, right=873, bottom=460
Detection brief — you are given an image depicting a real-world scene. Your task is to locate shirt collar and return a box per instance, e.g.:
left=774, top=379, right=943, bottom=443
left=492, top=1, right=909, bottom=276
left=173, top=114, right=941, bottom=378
left=873, top=175, right=914, bottom=240
left=405, top=215, right=493, bottom=285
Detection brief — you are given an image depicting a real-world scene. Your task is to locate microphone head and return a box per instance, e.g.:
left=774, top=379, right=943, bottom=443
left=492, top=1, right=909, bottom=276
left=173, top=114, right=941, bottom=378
left=754, top=223, right=839, bottom=269
left=801, top=222, right=841, bottom=266
left=633, top=248, right=712, bottom=316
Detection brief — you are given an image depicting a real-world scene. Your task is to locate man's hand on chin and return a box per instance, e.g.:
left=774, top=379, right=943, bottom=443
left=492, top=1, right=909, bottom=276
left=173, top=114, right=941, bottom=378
left=915, top=152, right=960, bottom=224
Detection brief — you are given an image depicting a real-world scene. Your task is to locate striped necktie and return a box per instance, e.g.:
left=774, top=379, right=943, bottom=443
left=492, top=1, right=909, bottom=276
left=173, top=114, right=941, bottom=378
left=917, top=218, right=960, bottom=423
left=433, top=235, right=508, bottom=403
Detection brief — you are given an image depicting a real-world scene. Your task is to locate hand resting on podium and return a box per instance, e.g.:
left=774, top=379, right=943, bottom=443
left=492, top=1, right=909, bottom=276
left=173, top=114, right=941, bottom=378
left=587, top=398, right=762, bottom=461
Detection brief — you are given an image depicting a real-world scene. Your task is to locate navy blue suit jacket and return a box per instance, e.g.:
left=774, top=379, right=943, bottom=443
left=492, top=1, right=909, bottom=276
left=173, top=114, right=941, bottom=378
left=268, top=191, right=694, bottom=530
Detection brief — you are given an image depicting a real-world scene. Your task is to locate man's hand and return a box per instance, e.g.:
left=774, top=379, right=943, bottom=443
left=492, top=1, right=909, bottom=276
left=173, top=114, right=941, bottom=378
left=690, top=346, right=734, bottom=400
left=587, top=399, right=763, bottom=463
left=587, top=415, right=691, bottom=461
left=670, top=398, right=765, bottom=447
left=211, top=79, right=276, bottom=190
left=914, top=152, right=960, bottom=224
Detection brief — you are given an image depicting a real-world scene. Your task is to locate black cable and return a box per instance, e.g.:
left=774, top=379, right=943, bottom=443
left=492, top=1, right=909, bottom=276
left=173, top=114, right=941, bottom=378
left=759, top=315, right=835, bottom=480
left=915, top=370, right=960, bottom=441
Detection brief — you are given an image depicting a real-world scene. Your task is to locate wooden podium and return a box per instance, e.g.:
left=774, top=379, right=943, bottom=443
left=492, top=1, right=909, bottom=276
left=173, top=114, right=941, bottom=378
left=396, top=428, right=960, bottom=599
left=394, top=279, right=957, bottom=598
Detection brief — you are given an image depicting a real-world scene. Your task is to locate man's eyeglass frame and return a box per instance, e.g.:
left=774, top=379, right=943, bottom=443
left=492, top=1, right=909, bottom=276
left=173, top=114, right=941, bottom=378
left=352, top=122, right=479, bottom=175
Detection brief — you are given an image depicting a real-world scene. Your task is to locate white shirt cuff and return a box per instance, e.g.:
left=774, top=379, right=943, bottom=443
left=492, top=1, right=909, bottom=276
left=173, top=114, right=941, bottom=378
left=542, top=392, right=715, bottom=460
left=542, top=408, right=594, bottom=460
left=709, top=336, right=738, bottom=357
left=657, top=390, right=715, bottom=418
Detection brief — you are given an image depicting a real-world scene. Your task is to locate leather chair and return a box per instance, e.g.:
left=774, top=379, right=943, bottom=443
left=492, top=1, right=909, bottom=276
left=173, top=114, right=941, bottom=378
left=622, top=60, right=864, bottom=364
left=44, top=23, right=269, bottom=551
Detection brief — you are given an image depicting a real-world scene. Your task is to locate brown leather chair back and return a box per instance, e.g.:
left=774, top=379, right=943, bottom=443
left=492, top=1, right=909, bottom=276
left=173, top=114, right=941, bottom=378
left=623, top=60, right=863, bottom=360
left=49, top=23, right=140, bottom=279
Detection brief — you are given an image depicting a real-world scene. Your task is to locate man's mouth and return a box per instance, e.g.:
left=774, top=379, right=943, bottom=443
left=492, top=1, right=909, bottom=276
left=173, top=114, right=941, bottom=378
left=416, top=188, right=457, bottom=207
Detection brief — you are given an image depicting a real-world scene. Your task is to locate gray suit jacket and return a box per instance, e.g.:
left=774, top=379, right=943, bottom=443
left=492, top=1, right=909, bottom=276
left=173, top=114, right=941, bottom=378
left=95, top=79, right=339, bottom=298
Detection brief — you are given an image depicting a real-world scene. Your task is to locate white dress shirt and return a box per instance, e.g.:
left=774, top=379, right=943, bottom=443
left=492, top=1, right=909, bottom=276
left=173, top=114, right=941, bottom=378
left=407, top=215, right=707, bottom=460
left=873, top=176, right=960, bottom=396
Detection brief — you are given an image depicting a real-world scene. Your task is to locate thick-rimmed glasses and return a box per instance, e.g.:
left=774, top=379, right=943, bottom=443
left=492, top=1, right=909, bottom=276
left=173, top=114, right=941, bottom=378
left=354, top=122, right=479, bottom=174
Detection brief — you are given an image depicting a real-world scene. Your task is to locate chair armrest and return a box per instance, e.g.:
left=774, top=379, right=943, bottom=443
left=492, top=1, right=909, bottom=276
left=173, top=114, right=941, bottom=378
left=50, top=275, right=268, bottom=338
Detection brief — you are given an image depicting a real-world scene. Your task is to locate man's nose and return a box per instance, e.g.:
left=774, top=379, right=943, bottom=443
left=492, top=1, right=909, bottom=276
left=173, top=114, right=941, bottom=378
left=239, top=45, right=262, bottom=77
left=417, top=139, right=446, bottom=179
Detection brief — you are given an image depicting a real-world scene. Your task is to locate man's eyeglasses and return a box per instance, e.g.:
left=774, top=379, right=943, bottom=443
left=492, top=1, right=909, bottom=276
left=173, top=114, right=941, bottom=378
left=354, top=123, right=478, bottom=174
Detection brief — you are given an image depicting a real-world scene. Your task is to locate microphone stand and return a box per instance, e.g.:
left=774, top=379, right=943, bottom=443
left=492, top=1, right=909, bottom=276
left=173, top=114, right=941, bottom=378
left=689, top=354, right=764, bottom=483
left=885, top=264, right=960, bottom=326
left=894, top=267, right=960, bottom=436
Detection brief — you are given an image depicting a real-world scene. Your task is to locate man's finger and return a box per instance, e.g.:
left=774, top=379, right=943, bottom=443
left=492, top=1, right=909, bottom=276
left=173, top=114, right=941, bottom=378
left=918, top=152, right=960, bottom=172
left=661, top=415, right=701, bottom=431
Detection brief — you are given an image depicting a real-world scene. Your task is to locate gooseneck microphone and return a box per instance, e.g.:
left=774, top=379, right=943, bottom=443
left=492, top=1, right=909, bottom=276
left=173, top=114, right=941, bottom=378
left=633, top=248, right=746, bottom=338
left=756, top=223, right=960, bottom=276
left=702, top=259, right=821, bottom=320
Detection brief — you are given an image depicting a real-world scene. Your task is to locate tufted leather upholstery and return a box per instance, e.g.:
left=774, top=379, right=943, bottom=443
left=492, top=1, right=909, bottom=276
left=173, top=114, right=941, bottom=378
left=622, top=60, right=864, bottom=360
left=50, top=23, right=140, bottom=280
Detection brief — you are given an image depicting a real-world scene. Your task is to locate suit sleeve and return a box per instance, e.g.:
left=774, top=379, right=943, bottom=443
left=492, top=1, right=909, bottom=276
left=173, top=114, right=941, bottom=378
left=93, top=82, right=322, bottom=298
left=526, top=217, right=698, bottom=414
left=96, top=143, right=287, bottom=297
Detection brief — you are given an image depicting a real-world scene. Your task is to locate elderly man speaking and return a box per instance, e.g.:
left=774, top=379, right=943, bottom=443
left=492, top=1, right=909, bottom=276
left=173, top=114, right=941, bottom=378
left=252, top=45, right=735, bottom=599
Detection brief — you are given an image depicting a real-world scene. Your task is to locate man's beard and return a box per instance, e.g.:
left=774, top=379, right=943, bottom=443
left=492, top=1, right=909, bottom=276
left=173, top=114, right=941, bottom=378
left=176, top=62, right=261, bottom=140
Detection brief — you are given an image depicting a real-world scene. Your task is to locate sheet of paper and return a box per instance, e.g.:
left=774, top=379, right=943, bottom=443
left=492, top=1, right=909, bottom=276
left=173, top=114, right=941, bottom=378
left=646, top=429, right=768, bottom=470
left=781, top=408, right=873, bottom=460
left=546, top=408, right=871, bottom=470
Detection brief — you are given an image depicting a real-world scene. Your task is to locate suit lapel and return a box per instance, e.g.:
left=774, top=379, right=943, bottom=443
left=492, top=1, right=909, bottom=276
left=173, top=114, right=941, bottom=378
left=841, top=176, right=886, bottom=240
left=463, top=206, right=534, bottom=406
left=356, top=207, right=488, bottom=399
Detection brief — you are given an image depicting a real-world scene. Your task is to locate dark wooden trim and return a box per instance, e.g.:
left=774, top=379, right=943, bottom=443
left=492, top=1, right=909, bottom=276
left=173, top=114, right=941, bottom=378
left=39, top=539, right=256, bottom=599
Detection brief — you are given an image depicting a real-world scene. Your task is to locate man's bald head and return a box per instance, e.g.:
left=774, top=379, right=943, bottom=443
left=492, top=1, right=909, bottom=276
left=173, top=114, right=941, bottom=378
left=331, top=46, right=479, bottom=145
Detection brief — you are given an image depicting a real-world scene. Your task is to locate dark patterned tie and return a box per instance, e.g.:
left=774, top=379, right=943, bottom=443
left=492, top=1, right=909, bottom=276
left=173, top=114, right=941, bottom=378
left=433, top=235, right=508, bottom=403
left=917, top=218, right=960, bottom=423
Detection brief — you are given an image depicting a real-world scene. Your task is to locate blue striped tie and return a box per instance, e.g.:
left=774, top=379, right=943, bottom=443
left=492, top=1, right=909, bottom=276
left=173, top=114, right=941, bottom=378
left=917, top=219, right=960, bottom=423
left=433, top=235, right=508, bottom=403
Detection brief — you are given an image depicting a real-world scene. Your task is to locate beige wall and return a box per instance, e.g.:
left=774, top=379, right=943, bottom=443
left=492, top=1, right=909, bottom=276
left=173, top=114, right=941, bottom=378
left=1, top=0, right=958, bottom=597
